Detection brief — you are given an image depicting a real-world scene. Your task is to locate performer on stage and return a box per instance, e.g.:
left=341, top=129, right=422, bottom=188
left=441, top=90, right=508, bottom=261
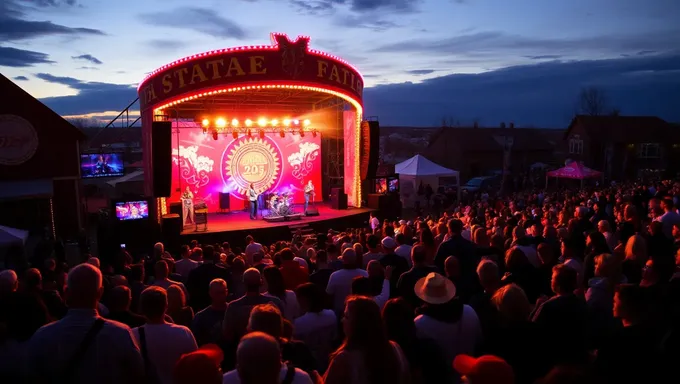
left=304, top=180, right=315, bottom=214
left=248, top=183, right=258, bottom=219
left=182, top=186, right=194, bottom=199
left=181, top=186, right=195, bottom=225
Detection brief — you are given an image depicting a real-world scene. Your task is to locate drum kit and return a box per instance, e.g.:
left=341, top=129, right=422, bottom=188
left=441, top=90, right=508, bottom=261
left=268, top=192, right=295, bottom=216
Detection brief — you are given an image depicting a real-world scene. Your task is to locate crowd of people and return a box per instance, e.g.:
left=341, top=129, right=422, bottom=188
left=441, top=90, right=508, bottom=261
left=1, top=180, right=680, bottom=384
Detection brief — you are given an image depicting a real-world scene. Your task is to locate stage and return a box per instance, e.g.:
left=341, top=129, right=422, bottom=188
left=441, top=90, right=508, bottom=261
left=179, top=203, right=374, bottom=244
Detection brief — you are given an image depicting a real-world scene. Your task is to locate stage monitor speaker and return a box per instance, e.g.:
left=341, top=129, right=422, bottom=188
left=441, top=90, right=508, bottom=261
left=152, top=121, right=172, bottom=198
left=168, top=202, right=182, bottom=216
left=367, top=193, right=387, bottom=210
left=305, top=207, right=319, bottom=216
left=331, top=191, right=348, bottom=210
left=360, top=120, right=380, bottom=180
left=161, top=214, right=182, bottom=251
left=219, top=192, right=230, bottom=210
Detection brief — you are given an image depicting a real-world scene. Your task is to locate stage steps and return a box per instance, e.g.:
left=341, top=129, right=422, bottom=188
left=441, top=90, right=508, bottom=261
left=289, top=222, right=315, bottom=239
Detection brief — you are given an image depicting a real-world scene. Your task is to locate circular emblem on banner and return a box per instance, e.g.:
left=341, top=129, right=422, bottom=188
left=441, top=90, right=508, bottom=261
left=0, top=115, right=39, bottom=165
left=223, top=137, right=281, bottom=198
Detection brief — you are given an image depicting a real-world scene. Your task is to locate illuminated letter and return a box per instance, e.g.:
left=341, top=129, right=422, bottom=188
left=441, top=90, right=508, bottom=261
left=225, top=58, right=246, bottom=76
left=190, top=64, right=208, bottom=84
left=173, top=67, right=189, bottom=88
left=205, top=59, right=223, bottom=80
left=145, top=85, right=157, bottom=103
left=249, top=56, right=266, bottom=74
left=162, top=74, right=173, bottom=93
left=341, top=68, right=350, bottom=85
left=317, top=60, right=328, bottom=78
left=329, top=65, right=341, bottom=83
left=349, top=73, right=356, bottom=91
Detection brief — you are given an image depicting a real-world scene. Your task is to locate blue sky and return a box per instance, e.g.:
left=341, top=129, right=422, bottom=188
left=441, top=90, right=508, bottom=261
left=1, top=0, right=679, bottom=126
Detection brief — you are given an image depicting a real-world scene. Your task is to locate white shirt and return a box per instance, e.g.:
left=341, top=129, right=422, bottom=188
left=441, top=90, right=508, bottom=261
left=373, top=279, right=390, bottom=310
left=175, top=258, right=199, bottom=282
left=293, top=310, right=338, bottom=370
left=132, top=323, right=197, bottom=384
left=265, top=290, right=300, bottom=321
left=370, top=217, right=380, bottom=231
left=326, top=268, right=369, bottom=313
left=223, top=365, right=313, bottom=384
left=245, top=242, right=264, bottom=266
left=394, top=245, right=413, bottom=267
left=415, top=304, right=482, bottom=364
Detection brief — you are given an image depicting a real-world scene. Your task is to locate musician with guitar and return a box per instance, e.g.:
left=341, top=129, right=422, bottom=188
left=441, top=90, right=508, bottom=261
left=248, top=183, right=258, bottom=219
left=304, top=180, right=315, bottom=215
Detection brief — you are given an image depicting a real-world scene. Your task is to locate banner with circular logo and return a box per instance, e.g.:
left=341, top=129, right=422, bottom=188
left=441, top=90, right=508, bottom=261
left=222, top=137, right=282, bottom=199
left=0, top=115, right=39, bottom=165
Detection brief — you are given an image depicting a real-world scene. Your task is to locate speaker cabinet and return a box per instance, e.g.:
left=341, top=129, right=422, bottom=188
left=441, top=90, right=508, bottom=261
left=152, top=121, right=172, bottom=198
left=219, top=192, right=230, bottom=211
left=161, top=214, right=182, bottom=251
left=331, top=191, right=348, bottom=210
left=305, top=207, right=320, bottom=216
left=367, top=194, right=387, bottom=210
left=360, top=121, right=380, bottom=180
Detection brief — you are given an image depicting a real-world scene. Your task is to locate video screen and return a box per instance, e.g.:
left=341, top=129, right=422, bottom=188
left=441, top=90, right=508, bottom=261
left=388, top=178, right=399, bottom=192
left=115, top=201, right=149, bottom=221
left=81, top=153, right=124, bottom=178
left=375, top=178, right=387, bottom=194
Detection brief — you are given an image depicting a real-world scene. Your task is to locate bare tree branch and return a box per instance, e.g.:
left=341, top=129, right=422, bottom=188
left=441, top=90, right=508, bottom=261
left=577, top=87, right=608, bottom=116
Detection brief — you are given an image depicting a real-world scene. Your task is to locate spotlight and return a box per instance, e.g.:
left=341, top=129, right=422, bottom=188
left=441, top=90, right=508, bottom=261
left=215, top=118, right=227, bottom=129
left=271, top=119, right=279, bottom=127
left=303, top=119, right=311, bottom=127
left=201, top=118, right=210, bottom=127
left=231, top=119, right=239, bottom=127
left=257, top=118, right=267, bottom=127
left=232, top=130, right=238, bottom=139
left=293, top=119, right=300, bottom=126
left=279, top=129, right=285, bottom=138
left=212, top=130, right=218, bottom=141
left=259, top=130, right=265, bottom=139
left=245, top=119, right=253, bottom=127
left=312, top=130, right=317, bottom=138
left=300, top=130, right=305, bottom=138
left=283, top=119, right=291, bottom=127
left=247, top=129, right=252, bottom=137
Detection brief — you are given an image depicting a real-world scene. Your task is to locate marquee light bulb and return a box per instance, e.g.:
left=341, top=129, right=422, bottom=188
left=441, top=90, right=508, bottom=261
left=215, top=118, right=227, bottom=128
left=258, top=118, right=267, bottom=127
left=245, top=119, right=253, bottom=127
left=271, top=119, right=279, bottom=127
left=303, top=119, right=311, bottom=127
left=231, top=119, right=239, bottom=127
left=201, top=118, right=210, bottom=127
left=283, top=119, right=291, bottom=127
left=293, top=119, right=299, bottom=126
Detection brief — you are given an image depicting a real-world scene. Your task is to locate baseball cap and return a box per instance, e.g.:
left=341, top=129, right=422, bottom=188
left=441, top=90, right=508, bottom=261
left=174, top=344, right=224, bottom=384
left=381, top=236, right=397, bottom=249
left=453, top=354, right=514, bottom=384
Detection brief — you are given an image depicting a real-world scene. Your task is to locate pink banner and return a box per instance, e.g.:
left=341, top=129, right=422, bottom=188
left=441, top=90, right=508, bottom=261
left=343, top=110, right=357, bottom=207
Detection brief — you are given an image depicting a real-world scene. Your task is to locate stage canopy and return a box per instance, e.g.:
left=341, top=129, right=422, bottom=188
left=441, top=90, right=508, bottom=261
left=395, top=155, right=460, bottom=208
left=547, top=162, right=602, bottom=179
left=0, top=225, right=29, bottom=247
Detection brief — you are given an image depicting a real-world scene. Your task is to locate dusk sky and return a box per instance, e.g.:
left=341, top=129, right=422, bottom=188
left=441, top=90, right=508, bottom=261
left=1, top=0, right=679, bottom=127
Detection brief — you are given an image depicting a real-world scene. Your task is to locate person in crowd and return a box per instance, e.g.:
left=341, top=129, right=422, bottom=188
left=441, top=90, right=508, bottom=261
left=173, top=344, right=224, bottom=384
left=394, top=233, right=413, bottom=266
left=175, top=245, right=199, bottom=282
left=324, top=296, right=410, bottom=384
left=279, top=248, right=309, bottom=291
left=263, top=266, right=300, bottom=321
left=326, top=249, right=368, bottom=315
left=379, top=237, right=409, bottom=298
left=187, top=245, right=232, bottom=311
left=598, top=220, right=618, bottom=252
left=192, top=279, right=229, bottom=346
left=413, top=272, right=482, bottom=372
left=622, top=234, right=647, bottom=284
left=586, top=253, right=624, bottom=346
left=244, top=235, right=264, bottom=266
left=133, top=286, right=197, bottom=384
left=151, top=260, right=188, bottom=297
left=469, top=259, right=502, bottom=337
left=397, top=245, right=439, bottom=309
left=453, top=355, right=515, bottom=384
left=435, top=219, right=479, bottom=299
left=27, top=263, right=144, bottom=383
left=362, top=234, right=383, bottom=267
left=128, top=264, right=147, bottom=313
left=167, top=284, right=195, bottom=327
left=309, top=250, right=333, bottom=292
left=351, top=262, right=391, bottom=310
left=106, top=285, right=146, bottom=328
left=293, top=283, right=337, bottom=373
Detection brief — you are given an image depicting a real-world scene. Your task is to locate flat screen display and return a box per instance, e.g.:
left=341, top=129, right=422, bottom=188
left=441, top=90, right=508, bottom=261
left=80, top=153, right=124, bottom=178
left=375, top=178, right=387, bottom=193
left=388, top=178, right=399, bottom=192
left=115, top=200, right=149, bottom=221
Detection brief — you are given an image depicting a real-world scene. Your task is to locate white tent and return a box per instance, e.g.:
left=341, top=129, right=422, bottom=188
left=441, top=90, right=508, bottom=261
left=395, top=155, right=460, bottom=208
left=107, top=170, right=144, bottom=187
left=0, top=225, right=29, bottom=247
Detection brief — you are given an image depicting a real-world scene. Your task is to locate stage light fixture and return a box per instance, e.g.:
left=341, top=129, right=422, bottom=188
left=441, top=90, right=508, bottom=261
left=215, top=118, right=227, bottom=129
left=212, top=130, right=219, bottom=140
left=300, top=130, right=305, bottom=138
left=271, top=119, right=279, bottom=127
left=257, top=118, right=267, bottom=127
left=231, top=119, right=239, bottom=127
left=303, top=119, right=311, bottom=127
left=293, top=119, right=300, bottom=126
left=232, top=130, right=238, bottom=139
left=283, top=119, right=291, bottom=127
left=201, top=118, right=210, bottom=127
left=245, top=119, right=253, bottom=127
left=247, top=129, right=252, bottom=137
left=279, top=129, right=285, bottom=138
left=259, top=130, right=265, bottom=139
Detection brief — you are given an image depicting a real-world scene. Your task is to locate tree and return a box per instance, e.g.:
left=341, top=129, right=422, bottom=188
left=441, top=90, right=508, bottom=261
left=577, top=86, right=608, bottom=116
left=67, top=117, right=102, bottom=129
left=439, top=116, right=460, bottom=128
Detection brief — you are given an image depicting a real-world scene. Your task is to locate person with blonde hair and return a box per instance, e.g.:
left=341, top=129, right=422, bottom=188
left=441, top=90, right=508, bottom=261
left=622, top=234, right=647, bottom=284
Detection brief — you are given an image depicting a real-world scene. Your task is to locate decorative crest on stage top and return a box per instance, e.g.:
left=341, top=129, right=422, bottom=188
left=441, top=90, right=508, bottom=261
left=272, top=33, right=310, bottom=79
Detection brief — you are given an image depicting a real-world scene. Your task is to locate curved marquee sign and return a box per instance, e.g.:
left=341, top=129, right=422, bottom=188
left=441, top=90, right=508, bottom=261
left=138, top=33, right=364, bottom=112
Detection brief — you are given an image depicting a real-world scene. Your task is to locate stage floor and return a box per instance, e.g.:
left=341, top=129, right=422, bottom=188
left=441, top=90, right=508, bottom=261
left=180, top=203, right=374, bottom=235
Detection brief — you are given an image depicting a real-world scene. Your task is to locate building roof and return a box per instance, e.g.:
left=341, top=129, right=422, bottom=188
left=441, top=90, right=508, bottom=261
left=428, top=126, right=563, bottom=152
left=565, top=115, right=674, bottom=143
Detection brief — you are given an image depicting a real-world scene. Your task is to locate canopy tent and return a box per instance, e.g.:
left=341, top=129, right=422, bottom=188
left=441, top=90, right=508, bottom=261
left=107, top=170, right=144, bottom=187
left=546, top=162, right=603, bottom=188
left=395, top=155, right=460, bottom=208
left=0, top=225, right=29, bottom=247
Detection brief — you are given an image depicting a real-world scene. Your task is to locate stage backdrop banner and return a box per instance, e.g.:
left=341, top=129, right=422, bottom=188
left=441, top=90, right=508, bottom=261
left=343, top=110, right=357, bottom=207
left=171, top=125, right=322, bottom=213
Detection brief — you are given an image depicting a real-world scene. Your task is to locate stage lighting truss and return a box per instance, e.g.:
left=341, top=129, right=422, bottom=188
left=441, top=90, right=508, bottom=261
left=196, top=116, right=316, bottom=138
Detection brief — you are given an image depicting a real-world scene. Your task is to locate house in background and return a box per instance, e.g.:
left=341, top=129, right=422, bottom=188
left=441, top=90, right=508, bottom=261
left=428, top=125, right=565, bottom=181
left=564, top=115, right=680, bottom=180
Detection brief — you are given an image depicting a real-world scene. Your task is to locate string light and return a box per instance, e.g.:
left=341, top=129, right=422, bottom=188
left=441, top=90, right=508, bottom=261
left=215, top=118, right=227, bottom=129
left=231, top=119, right=239, bottom=127
left=245, top=119, right=253, bottom=127
left=257, top=118, right=267, bottom=127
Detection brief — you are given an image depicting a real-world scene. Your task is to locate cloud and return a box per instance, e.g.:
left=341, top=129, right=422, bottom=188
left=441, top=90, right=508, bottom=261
left=22, top=0, right=78, bottom=6
left=146, top=39, right=190, bottom=51
left=526, top=55, right=562, bottom=60
left=333, top=14, right=400, bottom=31
left=363, top=53, right=680, bottom=127
left=286, top=0, right=420, bottom=15
left=35, top=73, right=137, bottom=115
left=0, top=18, right=104, bottom=41
left=77, top=66, right=99, bottom=70
left=406, top=69, right=435, bottom=75
left=374, top=30, right=680, bottom=61
left=13, top=75, right=29, bottom=81
left=72, top=54, right=102, bottom=65
left=139, top=7, right=248, bottom=39
left=0, top=46, right=55, bottom=67
left=349, top=0, right=419, bottom=12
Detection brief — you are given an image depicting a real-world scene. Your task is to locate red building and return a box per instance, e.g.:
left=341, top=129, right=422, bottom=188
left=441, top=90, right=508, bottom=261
left=0, top=74, right=85, bottom=240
